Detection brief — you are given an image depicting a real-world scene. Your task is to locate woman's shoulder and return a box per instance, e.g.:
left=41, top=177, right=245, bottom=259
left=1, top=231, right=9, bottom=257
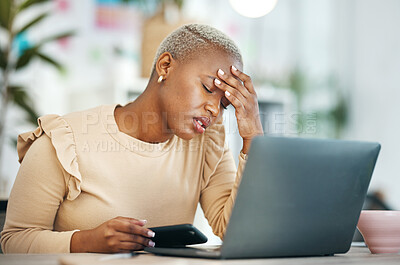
left=16, top=105, right=116, bottom=200
left=202, top=120, right=226, bottom=152
left=17, top=105, right=107, bottom=158
left=171, top=121, right=227, bottom=166
left=61, top=104, right=112, bottom=134
left=189, top=120, right=228, bottom=178
left=17, top=114, right=70, bottom=163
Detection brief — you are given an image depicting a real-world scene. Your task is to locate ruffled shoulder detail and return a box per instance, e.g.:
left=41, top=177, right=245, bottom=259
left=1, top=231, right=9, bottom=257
left=202, top=121, right=226, bottom=181
left=17, top=114, right=82, bottom=201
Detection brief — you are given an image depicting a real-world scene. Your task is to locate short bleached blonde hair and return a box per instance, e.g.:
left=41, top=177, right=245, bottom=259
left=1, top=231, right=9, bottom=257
left=151, top=24, right=243, bottom=76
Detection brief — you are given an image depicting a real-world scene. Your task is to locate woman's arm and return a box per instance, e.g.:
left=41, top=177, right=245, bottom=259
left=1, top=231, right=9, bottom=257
left=1, top=136, right=77, bottom=253
left=199, top=148, right=246, bottom=239
left=1, top=135, right=155, bottom=253
left=200, top=66, right=262, bottom=238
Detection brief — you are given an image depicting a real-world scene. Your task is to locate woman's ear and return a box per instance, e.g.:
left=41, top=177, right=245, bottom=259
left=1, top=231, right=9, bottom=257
left=155, top=52, right=174, bottom=78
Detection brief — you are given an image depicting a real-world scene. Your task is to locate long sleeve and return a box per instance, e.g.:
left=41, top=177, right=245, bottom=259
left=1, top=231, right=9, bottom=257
left=199, top=147, right=247, bottom=239
left=0, top=135, right=77, bottom=253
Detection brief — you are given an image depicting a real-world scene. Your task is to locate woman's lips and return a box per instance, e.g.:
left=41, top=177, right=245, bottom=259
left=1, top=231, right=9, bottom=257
left=193, top=118, right=205, bottom=133
left=195, top=116, right=210, bottom=127
left=193, top=117, right=210, bottom=134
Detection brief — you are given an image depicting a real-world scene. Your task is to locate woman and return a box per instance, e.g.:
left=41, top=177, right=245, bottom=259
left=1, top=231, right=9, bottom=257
left=0, top=24, right=263, bottom=253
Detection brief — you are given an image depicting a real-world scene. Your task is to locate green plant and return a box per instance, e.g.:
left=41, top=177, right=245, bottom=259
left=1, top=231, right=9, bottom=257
left=0, top=0, right=74, bottom=177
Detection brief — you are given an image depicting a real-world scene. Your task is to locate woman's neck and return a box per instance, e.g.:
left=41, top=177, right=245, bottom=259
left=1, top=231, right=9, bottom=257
left=114, top=84, right=173, bottom=144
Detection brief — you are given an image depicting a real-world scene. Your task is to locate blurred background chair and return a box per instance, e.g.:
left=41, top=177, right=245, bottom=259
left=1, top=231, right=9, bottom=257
left=0, top=200, right=7, bottom=254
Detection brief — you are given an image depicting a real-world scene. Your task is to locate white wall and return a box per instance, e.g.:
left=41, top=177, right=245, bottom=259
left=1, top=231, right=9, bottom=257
left=342, top=0, right=400, bottom=209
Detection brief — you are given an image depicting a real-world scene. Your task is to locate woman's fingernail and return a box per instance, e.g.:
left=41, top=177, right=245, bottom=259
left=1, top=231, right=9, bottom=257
left=148, top=241, right=155, bottom=247
left=140, top=219, right=147, bottom=224
left=148, top=231, right=155, bottom=237
left=218, top=69, right=224, bottom=75
left=214, top=78, right=221, bottom=85
left=225, top=91, right=231, bottom=97
left=232, top=65, right=237, bottom=71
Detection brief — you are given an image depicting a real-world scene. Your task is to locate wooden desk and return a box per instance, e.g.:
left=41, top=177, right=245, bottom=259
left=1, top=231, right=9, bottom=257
left=0, top=247, right=399, bottom=265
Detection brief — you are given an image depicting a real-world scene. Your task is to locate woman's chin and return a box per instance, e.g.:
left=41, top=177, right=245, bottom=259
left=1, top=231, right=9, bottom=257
left=174, top=129, right=198, bottom=141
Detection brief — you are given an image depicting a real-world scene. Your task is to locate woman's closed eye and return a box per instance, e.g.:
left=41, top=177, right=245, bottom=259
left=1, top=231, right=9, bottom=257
left=202, top=83, right=212, bottom=94
left=202, top=83, right=228, bottom=110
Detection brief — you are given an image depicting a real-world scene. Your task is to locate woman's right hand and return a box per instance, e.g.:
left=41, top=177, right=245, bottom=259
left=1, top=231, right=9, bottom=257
left=70, top=216, right=155, bottom=253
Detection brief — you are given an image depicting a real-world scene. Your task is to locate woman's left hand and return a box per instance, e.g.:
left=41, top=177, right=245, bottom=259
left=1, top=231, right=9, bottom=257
left=214, top=66, right=264, bottom=153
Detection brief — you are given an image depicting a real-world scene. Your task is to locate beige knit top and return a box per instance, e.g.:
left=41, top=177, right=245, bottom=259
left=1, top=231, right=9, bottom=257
left=0, top=104, right=247, bottom=253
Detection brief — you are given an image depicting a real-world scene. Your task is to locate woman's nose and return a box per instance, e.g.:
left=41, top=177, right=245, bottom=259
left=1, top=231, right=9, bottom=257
left=205, top=99, right=221, bottom=118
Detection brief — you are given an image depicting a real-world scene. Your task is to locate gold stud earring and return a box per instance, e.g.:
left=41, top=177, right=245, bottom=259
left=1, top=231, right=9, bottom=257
left=157, top=75, right=164, bottom=83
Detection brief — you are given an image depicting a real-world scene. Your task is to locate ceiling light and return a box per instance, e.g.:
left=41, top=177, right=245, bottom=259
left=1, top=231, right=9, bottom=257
left=229, top=0, right=278, bottom=18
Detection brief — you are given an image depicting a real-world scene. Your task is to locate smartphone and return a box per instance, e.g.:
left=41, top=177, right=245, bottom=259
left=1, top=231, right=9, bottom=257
left=148, top=224, right=208, bottom=247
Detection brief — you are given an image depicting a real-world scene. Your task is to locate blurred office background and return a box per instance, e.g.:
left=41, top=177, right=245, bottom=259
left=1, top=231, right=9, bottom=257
left=0, top=0, right=399, bottom=243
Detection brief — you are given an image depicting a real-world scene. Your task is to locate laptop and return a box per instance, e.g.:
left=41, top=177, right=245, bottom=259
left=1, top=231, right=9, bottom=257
left=145, top=136, right=381, bottom=259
